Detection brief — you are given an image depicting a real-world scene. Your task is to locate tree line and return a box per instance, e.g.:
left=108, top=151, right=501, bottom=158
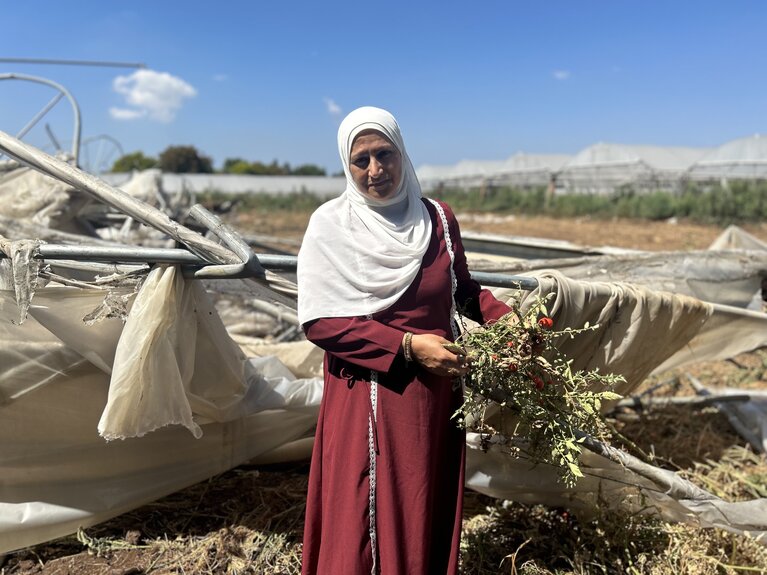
left=111, top=145, right=327, bottom=176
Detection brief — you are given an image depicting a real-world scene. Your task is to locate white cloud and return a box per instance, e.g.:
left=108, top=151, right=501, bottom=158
left=553, top=70, right=571, bottom=81
left=324, top=97, right=342, bottom=116
left=111, top=69, right=197, bottom=123
left=213, top=73, right=228, bottom=82
left=109, top=107, right=146, bottom=120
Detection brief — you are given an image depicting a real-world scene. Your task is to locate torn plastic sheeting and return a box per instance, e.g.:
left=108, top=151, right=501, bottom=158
left=490, top=270, right=767, bottom=389
left=0, top=166, right=73, bottom=226
left=473, top=249, right=767, bottom=310
left=465, top=437, right=767, bottom=543
left=0, top=275, right=323, bottom=553
left=689, top=380, right=767, bottom=454
left=3, top=263, right=314, bottom=440
left=0, top=238, right=43, bottom=325
left=0, top=262, right=323, bottom=553
left=653, top=303, right=767, bottom=374
left=97, top=265, right=240, bottom=439
left=0, top=286, right=114, bottom=402
left=97, top=265, right=310, bottom=440
left=0, top=366, right=321, bottom=554
left=708, top=225, right=767, bottom=251
left=493, top=270, right=714, bottom=394
left=28, top=287, right=130, bottom=375
left=468, top=223, right=767, bottom=312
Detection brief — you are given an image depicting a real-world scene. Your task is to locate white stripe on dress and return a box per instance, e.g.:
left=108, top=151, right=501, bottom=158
left=429, top=199, right=460, bottom=340
left=367, top=310, right=379, bottom=574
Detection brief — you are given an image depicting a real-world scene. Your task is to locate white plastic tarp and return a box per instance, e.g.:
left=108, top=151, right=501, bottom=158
left=0, top=266, right=322, bottom=554
left=471, top=249, right=767, bottom=310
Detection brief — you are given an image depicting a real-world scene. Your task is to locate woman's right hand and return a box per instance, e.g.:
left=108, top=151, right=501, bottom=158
left=410, top=333, right=470, bottom=378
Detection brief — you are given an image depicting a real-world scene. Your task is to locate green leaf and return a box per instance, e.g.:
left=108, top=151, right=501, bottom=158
left=567, top=461, right=584, bottom=478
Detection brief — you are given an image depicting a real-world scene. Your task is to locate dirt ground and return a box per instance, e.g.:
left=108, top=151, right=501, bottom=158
left=2, top=213, right=766, bottom=575
left=455, top=213, right=767, bottom=252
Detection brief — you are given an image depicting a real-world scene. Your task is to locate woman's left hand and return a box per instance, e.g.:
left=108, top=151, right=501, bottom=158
left=410, top=333, right=471, bottom=378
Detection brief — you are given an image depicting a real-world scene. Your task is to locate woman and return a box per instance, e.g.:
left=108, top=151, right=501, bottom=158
left=297, top=106, right=511, bottom=575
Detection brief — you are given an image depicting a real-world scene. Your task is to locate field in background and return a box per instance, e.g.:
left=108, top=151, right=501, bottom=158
left=229, top=204, right=767, bottom=254
left=205, top=179, right=767, bottom=240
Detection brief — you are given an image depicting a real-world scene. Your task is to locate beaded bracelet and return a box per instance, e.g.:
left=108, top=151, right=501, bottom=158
left=402, top=331, right=414, bottom=362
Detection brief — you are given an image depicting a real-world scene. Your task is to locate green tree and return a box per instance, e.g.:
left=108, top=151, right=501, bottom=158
left=158, top=145, right=213, bottom=173
left=292, top=164, right=327, bottom=176
left=222, top=157, right=245, bottom=171
left=221, top=158, right=254, bottom=174
left=248, top=160, right=290, bottom=175
left=248, top=161, right=271, bottom=175
left=222, top=157, right=328, bottom=176
left=110, top=151, right=158, bottom=173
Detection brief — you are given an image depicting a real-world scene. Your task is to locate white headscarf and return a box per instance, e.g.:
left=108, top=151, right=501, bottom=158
left=297, top=106, right=433, bottom=325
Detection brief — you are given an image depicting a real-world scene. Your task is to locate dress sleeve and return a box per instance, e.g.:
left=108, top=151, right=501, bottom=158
left=303, top=316, right=405, bottom=373
left=441, top=202, right=512, bottom=324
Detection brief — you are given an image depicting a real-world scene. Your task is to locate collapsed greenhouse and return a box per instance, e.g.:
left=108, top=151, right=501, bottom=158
left=1, top=128, right=767, bottom=556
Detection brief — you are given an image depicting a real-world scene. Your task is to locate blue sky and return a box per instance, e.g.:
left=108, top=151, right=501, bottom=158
left=1, top=1, right=765, bottom=173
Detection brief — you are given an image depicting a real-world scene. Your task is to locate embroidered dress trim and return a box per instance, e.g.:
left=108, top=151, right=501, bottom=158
left=428, top=199, right=463, bottom=392
left=367, top=315, right=379, bottom=574
left=428, top=200, right=460, bottom=338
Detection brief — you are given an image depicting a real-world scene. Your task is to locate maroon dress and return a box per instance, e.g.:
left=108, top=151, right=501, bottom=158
left=301, top=200, right=511, bottom=575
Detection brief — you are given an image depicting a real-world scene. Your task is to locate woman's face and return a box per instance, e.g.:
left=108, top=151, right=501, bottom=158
left=349, top=130, right=403, bottom=200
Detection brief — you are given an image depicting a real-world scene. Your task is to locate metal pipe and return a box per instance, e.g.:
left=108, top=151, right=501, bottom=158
left=1, top=244, right=288, bottom=268
left=80, top=134, right=125, bottom=174
left=686, top=374, right=765, bottom=453
left=2, top=243, right=540, bottom=289
left=2, top=245, right=538, bottom=288
left=15, top=93, right=64, bottom=141
left=469, top=271, right=539, bottom=290
left=0, top=130, right=238, bottom=265
left=616, top=394, right=752, bottom=409
left=45, top=123, right=62, bottom=152
left=34, top=245, right=203, bottom=264
left=248, top=299, right=300, bottom=326
left=47, top=260, right=147, bottom=275
left=0, top=57, right=146, bottom=68
left=187, top=204, right=266, bottom=279
left=0, top=73, right=81, bottom=165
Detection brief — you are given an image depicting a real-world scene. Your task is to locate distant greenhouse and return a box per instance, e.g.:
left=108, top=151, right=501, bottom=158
left=417, top=153, right=570, bottom=192
left=556, top=143, right=711, bottom=194
left=490, top=153, right=572, bottom=187
left=688, top=134, right=767, bottom=181
left=416, top=134, right=767, bottom=195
